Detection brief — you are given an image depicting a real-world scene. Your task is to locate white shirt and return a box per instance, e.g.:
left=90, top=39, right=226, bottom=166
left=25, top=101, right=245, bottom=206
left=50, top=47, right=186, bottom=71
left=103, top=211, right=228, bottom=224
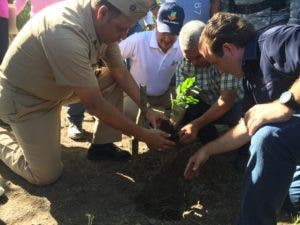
left=119, top=31, right=183, bottom=96
left=140, top=11, right=154, bottom=27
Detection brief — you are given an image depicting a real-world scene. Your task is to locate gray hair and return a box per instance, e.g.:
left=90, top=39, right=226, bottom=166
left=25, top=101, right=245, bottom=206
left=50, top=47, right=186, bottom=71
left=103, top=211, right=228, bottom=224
left=179, top=20, right=206, bottom=51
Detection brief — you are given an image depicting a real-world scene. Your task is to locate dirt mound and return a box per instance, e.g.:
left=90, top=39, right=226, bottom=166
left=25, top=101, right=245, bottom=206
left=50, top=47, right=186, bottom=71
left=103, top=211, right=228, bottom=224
left=0, top=108, right=295, bottom=225
left=122, top=143, right=197, bottom=221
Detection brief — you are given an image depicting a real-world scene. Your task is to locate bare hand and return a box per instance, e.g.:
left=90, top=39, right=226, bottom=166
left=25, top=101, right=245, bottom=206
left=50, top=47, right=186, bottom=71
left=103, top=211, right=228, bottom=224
left=145, top=108, right=165, bottom=129
left=184, top=148, right=210, bottom=180
left=179, top=122, right=199, bottom=144
left=244, top=102, right=293, bottom=136
left=143, top=128, right=176, bottom=150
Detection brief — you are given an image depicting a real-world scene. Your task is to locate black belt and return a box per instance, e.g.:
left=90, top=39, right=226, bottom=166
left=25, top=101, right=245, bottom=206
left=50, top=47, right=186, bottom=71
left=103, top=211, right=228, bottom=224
left=229, top=0, right=273, bottom=14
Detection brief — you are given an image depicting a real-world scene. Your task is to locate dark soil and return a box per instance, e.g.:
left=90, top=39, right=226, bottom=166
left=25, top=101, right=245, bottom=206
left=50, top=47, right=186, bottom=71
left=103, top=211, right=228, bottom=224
left=0, top=109, right=295, bottom=225
left=158, top=119, right=179, bottom=143
left=134, top=147, right=190, bottom=221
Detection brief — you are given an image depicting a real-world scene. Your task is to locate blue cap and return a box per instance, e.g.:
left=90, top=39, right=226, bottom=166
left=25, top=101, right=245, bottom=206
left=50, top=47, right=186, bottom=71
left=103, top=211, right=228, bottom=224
left=157, top=3, right=185, bottom=35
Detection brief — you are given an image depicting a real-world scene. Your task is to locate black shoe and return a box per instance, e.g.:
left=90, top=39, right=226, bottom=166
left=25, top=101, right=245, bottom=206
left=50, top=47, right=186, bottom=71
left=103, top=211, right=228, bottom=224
left=87, top=143, right=131, bottom=161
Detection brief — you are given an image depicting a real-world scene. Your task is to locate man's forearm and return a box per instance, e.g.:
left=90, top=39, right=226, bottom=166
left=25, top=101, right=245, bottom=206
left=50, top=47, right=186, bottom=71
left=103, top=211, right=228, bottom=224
left=204, top=118, right=250, bottom=156
left=87, top=94, right=147, bottom=141
left=289, top=77, right=300, bottom=105
left=193, top=94, right=235, bottom=129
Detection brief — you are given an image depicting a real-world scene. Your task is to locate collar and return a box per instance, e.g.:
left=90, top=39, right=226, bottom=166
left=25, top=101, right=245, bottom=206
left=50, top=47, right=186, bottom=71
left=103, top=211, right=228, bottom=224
left=242, top=36, right=258, bottom=65
left=80, top=0, right=102, bottom=46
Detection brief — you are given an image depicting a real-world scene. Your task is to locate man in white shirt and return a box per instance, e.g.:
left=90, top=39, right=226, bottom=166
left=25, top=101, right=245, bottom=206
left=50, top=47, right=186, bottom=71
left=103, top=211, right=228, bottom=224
left=119, top=2, right=185, bottom=120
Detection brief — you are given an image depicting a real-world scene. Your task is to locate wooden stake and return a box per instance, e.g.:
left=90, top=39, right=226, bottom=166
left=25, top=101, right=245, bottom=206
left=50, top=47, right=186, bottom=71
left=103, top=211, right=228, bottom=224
left=131, top=84, right=147, bottom=158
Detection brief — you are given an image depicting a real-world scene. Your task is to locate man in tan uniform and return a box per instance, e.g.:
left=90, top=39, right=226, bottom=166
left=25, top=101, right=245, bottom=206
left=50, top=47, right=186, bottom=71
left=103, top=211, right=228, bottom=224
left=0, top=0, right=175, bottom=185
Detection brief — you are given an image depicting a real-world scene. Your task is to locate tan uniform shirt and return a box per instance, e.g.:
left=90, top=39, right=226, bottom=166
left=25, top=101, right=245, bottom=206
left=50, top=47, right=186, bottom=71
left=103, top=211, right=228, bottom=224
left=0, top=0, right=125, bottom=120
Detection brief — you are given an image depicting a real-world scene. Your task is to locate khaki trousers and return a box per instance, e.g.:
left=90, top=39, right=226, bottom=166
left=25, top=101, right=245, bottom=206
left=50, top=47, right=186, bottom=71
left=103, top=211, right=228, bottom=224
left=0, top=71, right=122, bottom=185
left=92, top=69, right=123, bottom=144
left=123, top=88, right=173, bottom=122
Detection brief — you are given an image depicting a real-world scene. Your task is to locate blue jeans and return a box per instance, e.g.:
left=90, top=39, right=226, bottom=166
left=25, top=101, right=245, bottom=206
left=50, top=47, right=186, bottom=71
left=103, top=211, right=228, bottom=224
left=237, top=114, right=300, bottom=225
left=67, top=103, right=85, bottom=126
left=180, top=101, right=244, bottom=144
left=283, top=166, right=300, bottom=214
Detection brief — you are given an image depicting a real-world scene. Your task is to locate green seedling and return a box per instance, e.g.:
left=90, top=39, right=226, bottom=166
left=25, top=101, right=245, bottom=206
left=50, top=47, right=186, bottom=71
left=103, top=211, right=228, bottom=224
left=170, top=77, right=200, bottom=125
left=171, top=77, right=200, bottom=109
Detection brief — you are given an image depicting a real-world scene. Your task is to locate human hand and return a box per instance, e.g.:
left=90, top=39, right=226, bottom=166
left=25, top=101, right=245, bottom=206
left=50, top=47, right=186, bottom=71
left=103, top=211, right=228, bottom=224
left=142, top=128, right=176, bottom=151
left=145, top=108, right=165, bottom=129
left=178, top=122, right=199, bottom=144
left=244, top=102, right=293, bottom=136
left=184, top=148, right=210, bottom=180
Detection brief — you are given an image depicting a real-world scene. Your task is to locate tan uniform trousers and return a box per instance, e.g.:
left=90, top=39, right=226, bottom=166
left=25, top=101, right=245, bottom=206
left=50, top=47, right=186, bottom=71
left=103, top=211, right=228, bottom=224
left=0, top=71, right=122, bottom=185
left=123, top=87, right=173, bottom=122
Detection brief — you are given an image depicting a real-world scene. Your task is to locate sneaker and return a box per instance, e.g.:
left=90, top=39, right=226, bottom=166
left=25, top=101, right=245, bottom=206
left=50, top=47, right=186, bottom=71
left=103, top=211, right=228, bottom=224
left=87, top=143, right=131, bottom=161
left=68, top=122, right=83, bottom=140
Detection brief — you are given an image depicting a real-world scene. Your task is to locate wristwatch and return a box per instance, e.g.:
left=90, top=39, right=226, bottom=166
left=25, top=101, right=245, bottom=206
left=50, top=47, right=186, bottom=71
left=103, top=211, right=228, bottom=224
left=279, top=91, right=299, bottom=111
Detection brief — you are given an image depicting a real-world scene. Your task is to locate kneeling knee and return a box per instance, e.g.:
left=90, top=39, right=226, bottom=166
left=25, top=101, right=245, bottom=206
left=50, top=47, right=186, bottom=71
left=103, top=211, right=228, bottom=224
left=30, top=164, right=63, bottom=186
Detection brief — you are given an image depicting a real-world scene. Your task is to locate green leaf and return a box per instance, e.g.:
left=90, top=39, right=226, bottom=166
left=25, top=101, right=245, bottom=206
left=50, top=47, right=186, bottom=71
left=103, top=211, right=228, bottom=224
left=185, top=77, right=195, bottom=90
left=172, top=77, right=200, bottom=112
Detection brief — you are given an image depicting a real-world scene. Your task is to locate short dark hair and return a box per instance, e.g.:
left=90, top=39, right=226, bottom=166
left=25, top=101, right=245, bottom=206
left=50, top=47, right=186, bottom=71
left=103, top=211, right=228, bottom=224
left=202, top=12, right=256, bottom=57
left=97, top=0, right=122, bottom=19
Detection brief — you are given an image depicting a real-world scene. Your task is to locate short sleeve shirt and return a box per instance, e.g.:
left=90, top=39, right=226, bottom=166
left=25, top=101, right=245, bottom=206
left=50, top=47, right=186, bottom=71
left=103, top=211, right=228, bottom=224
left=242, top=24, right=300, bottom=108
left=176, top=58, right=244, bottom=105
left=0, top=0, right=125, bottom=102
left=119, top=30, right=182, bottom=96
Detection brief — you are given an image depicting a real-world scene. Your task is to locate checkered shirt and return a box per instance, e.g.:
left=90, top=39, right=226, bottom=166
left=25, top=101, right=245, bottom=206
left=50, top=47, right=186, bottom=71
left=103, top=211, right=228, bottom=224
left=176, top=58, right=244, bottom=105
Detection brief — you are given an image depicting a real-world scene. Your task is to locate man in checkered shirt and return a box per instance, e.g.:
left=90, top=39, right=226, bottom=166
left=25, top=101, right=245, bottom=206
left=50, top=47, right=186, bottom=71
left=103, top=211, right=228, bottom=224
left=176, top=20, right=244, bottom=144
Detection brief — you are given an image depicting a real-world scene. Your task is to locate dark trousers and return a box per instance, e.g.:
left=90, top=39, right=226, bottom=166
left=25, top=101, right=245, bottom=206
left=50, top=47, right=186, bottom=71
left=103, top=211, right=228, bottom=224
left=0, top=17, right=9, bottom=64
left=180, top=100, right=244, bottom=144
